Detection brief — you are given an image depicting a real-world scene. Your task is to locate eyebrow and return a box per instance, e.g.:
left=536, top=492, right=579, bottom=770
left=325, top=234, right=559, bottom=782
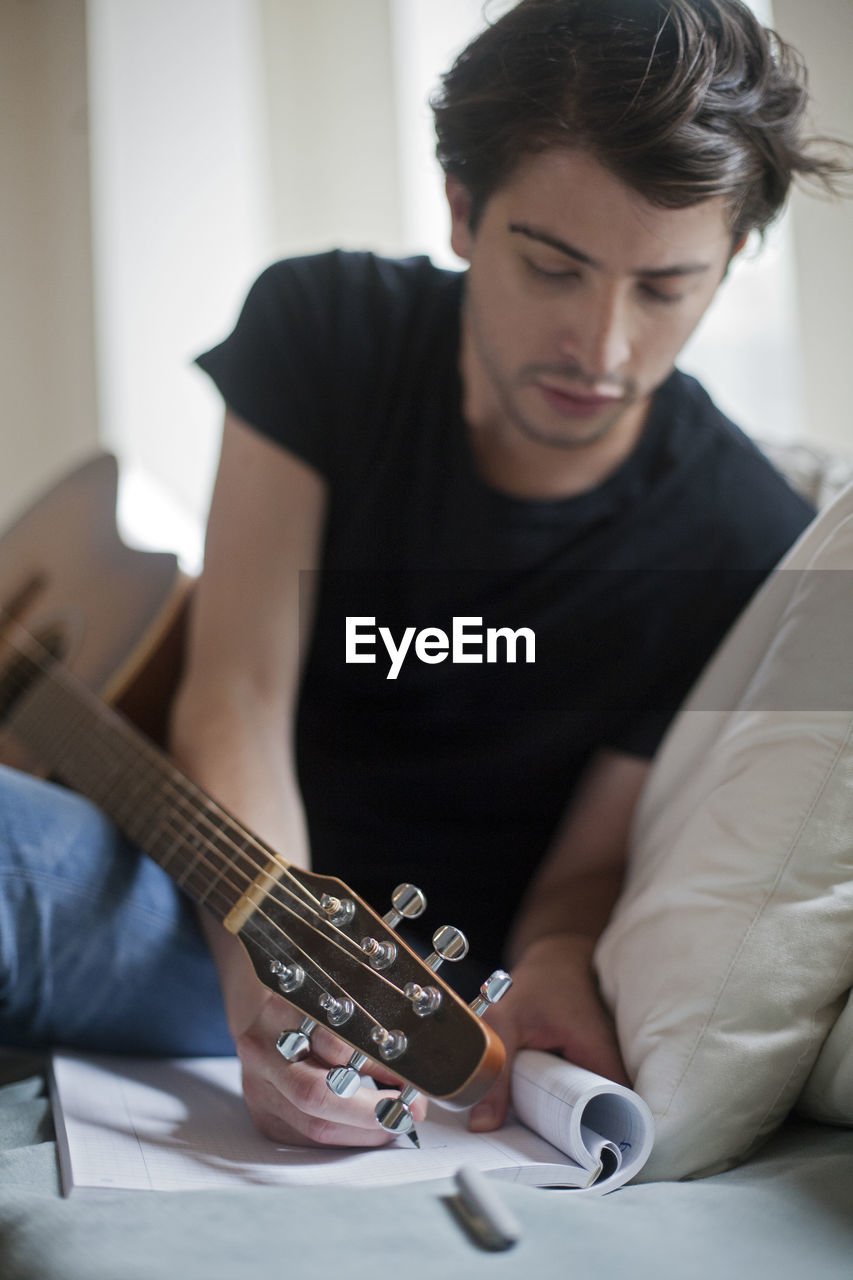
left=508, top=222, right=712, bottom=280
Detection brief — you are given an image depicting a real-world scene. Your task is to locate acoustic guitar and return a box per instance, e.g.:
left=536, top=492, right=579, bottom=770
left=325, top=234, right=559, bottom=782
left=0, top=454, right=506, bottom=1139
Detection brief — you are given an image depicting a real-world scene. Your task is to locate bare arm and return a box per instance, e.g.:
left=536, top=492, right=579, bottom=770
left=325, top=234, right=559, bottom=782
left=170, top=412, right=423, bottom=1145
left=469, top=748, right=650, bottom=1129
left=170, top=409, right=325, bottom=863
left=506, top=748, right=650, bottom=961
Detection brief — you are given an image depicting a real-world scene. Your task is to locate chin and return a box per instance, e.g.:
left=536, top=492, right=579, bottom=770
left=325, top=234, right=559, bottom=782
left=515, top=412, right=623, bottom=451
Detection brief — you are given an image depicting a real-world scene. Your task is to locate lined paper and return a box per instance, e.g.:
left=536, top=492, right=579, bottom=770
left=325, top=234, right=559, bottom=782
left=49, top=1053, right=587, bottom=1195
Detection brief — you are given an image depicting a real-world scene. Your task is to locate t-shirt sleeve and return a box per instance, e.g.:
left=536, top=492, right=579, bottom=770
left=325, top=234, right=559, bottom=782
left=194, top=254, right=343, bottom=477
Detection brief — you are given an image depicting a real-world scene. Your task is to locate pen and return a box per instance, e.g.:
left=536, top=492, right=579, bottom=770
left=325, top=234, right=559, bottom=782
left=454, top=1164, right=522, bottom=1251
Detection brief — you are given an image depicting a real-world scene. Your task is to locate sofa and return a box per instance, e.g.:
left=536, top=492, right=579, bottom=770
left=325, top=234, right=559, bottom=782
left=1, top=438, right=851, bottom=1280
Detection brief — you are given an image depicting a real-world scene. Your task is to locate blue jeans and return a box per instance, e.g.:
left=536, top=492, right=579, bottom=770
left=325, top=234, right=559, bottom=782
left=0, top=765, right=233, bottom=1055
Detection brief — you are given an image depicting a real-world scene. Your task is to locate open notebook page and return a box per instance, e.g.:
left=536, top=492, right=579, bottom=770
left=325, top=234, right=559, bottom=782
left=511, top=1051, right=655, bottom=1185
left=49, top=1052, right=622, bottom=1195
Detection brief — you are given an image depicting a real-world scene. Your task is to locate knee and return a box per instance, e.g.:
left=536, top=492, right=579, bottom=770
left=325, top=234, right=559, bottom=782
left=0, top=764, right=113, bottom=874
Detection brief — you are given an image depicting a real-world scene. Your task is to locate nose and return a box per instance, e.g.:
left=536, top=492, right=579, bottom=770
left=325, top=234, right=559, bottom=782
left=558, top=285, right=631, bottom=380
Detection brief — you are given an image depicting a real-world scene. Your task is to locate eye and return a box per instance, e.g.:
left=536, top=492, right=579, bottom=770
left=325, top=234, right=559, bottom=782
left=523, top=257, right=581, bottom=282
left=638, top=282, right=683, bottom=306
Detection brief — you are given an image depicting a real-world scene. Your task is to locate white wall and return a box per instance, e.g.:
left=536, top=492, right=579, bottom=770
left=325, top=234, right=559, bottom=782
left=86, top=0, right=273, bottom=562
left=773, top=0, right=853, bottom=452
left=0, top=0, right=99, bottom=529
left=86, top=0, right=411, bottom=565
left=2, top=0, right=851, bottom=552
left=389, top=0, right=517, bottom=267
left=261, top=0, right=404, bottom=258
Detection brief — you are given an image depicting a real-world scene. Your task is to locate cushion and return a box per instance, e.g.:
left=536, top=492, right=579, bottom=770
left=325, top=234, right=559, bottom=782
left=595, top=480, right=853, bottom=1182
left=799, top=987, right=853, bottom=1125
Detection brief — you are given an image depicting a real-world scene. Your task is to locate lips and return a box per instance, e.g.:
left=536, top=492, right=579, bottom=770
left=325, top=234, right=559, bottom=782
left=537, top=381, right=623, bottom=417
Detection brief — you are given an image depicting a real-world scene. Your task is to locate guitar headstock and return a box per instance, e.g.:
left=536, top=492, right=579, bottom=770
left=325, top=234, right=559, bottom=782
left=235, top=867, right=509, bottom=1122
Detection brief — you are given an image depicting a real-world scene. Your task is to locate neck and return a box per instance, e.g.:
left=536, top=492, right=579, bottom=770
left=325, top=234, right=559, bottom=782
left=466, top=398, right=650, bottom=500
left=2, top=637, right=263, bottom=921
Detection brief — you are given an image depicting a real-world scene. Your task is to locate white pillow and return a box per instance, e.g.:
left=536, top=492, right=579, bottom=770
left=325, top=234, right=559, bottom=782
left=595, top=481, right=853, bottom=1182
left=799, top=987, right=853, bottom=1125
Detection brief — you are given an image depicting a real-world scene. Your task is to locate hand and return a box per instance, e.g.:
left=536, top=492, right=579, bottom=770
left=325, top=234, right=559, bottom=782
left=468, top=933, right=629, bottom=1133
left=202, top=916, right=428, bottom=1147
left=233, top=984, right=429, bottom=1146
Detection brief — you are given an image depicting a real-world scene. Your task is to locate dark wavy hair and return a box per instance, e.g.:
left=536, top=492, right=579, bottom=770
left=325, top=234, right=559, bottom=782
left=432, top=0, right=849, bottom=240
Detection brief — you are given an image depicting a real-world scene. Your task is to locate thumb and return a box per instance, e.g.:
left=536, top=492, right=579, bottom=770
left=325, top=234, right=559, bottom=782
left=468, top=1029, right=517, bottom=1133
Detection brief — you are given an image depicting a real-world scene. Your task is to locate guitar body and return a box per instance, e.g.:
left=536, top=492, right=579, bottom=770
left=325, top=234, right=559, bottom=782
left=0, top=453, right=188, bottom=762
left=0, top=454, right=505, bottom=1116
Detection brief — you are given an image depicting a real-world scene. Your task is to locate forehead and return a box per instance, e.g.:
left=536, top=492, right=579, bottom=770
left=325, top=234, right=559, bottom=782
left=489, top=148, right=733, bottom=268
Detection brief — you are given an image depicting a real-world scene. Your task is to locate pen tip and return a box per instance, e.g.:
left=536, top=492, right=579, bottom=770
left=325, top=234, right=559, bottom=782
left=408, top=1129, right=421, bottom=1148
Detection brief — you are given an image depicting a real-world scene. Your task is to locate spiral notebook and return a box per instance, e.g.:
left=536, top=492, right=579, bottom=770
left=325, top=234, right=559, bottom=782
left=49, top=1048, right=654, bottom=1196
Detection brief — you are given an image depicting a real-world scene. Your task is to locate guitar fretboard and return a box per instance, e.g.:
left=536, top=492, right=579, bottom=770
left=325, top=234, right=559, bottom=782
left=3, top=644, right=268, bottom=923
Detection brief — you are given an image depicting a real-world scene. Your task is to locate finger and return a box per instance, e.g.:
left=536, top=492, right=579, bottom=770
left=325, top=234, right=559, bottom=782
left=468, top=1019, right=517, bottom=1133
left=238, top=991, right=431, bottom=1144
left=260, top=1001, right=421, bottom=1090
left=245, top=1063, right=416, bottom=1147
left=251, top=994, right=359, bottom=1071
left=570, top=1033, right=630, bottom=1087
left=468, top=1075, right=510, bottom=1132
left=249, top=1059, right=429, bottom=1147
left=240, top=1019, right=428, bottom=1147
left=288, top=1020, right=354, bottom=1067
left=551, top=1001, right=631, bottom=1085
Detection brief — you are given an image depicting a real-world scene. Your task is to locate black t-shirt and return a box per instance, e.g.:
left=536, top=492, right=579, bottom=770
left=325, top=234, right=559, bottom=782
left=197, top=250, right=814, bottom=963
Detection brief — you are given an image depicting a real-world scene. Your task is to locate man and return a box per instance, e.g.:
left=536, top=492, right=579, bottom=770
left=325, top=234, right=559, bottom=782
left=0, top=0, right=844, bottom=1147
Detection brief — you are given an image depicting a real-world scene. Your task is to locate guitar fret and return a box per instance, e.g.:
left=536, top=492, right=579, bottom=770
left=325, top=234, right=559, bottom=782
left=172, top=796, right=224, bottom=891
left=146, top=825, right=186, bottom=874
left=4, top=658, right=265, bottom=921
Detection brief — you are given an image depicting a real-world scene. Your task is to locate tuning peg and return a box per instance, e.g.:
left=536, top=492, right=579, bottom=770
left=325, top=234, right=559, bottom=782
left=382, top=883, right=427, bottom=929
left=275, top=1016, right=316, bottom=1062
left=425, top=925, right=469, bottom=972
left=326, top=1051, right=369, bottom=1098
left=469, top=969, right=513, bottom=1017
left=405, top=981, right=442, bottom=1017
left=370, top=1026, right=408, bottom=1061
left=320, top=893, right=355, bottom=926
left=361, top=936, right=397, bottom=970
left=375, top=1084, right=420, bottom=1143
left=269, top=959, right=305, bottom=994
left=318, top=993, right=354, bottom=1027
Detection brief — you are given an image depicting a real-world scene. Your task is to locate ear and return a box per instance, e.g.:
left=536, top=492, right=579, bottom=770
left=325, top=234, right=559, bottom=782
left=721, top=233, right=749, bottom=281
left=446, top=176, right=475, bottom=261
left=730, top=234, right=748, bottom=261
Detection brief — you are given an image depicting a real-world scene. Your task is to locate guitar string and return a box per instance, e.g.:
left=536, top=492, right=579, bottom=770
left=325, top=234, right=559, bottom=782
left=3, top=652, right=417, bottom=1044
left=77, top=716, right=414, bottom=1026
left=0, top=618, right=349, bottom=940
left=74, top=698, right=405, bottom=1036
left=83, top=697, right=406, bottom=1033
left=0, top=614, right=330, bottom=910
left=0, top=617, right=357, bottom=922
left=0, top=624, right=433, bottom=1029
left=80, top=712, right=417, bottom=1011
